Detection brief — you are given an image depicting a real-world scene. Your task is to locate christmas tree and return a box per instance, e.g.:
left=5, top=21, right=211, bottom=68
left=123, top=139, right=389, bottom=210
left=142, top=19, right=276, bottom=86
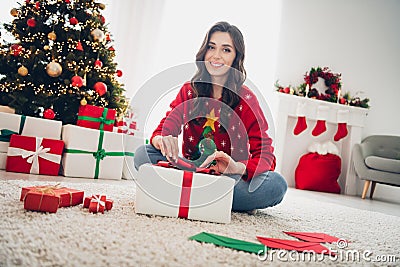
left=0, top=0, right=127, bottom=124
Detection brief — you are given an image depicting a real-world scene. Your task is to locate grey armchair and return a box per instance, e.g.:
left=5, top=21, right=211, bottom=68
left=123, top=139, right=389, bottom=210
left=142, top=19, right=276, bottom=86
left=352, top=135, right=400, bottom=199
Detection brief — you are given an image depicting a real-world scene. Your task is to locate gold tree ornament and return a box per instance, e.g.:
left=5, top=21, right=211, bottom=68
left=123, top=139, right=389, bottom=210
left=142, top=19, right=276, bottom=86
left=80, top=97, right=87, bottom=105
left=10, top=8, right=19, bottom=17
left=18, top=66, right=28, bottom=76
left=48, top=32, right=57, bottom=41
left=91, top=28, right=105, bottom=42
left=44, top=45, right=50, bottom=50
left=46, top=61, right=62, bottom=77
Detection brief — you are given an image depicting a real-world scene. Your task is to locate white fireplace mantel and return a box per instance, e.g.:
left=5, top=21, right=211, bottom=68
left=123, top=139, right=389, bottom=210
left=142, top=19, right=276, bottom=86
left=274, top=93, right=369, bottom=195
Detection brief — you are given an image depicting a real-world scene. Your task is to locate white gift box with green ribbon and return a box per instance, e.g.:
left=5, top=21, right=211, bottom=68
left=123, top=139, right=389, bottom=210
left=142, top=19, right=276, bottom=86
left=121, top=133, right=147, bottom=180
left=0, top=112, right=62, bottom=169
left=62, top=124, right=125, bottom=180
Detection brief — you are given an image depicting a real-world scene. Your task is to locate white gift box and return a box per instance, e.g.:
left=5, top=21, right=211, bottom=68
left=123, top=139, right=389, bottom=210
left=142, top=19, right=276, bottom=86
left=135, top=164, right=235, bottom=224
left=0, top=153, right=6, bottom=169
left=121, top=133, right=145, bottom=179
left=61, top=124, right=124, bottom=180
left=0, top=113, right=62, bottom=169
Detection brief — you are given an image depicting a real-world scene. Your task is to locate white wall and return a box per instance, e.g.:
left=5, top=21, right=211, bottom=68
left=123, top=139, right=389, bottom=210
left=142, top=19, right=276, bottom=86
left=106, top=0, right=283, bottom=139
left=274, top=0, right=400, bottom=203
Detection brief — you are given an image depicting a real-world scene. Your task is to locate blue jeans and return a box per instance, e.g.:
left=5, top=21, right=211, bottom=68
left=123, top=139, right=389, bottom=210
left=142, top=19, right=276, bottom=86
left=134, top=144, right=287, bottom=212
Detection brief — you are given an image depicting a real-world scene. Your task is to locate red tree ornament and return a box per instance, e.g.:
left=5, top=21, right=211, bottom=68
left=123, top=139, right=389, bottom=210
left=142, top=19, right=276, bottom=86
left=27, top=18, right=36, bottom=27
left=108, top=46, right=115, bottom=51
left=35, top=1, right=40, bottom=9
left=43, top=108, right=55, bottom=119
left=65, top=0, right=71, bottom=3
left=76, top=41, right=83, bottom=51
left=10, top=44, right=22, bottom=56
left=94, top=82, right=107, bottom=96
left=94, top=59, right=103, bottom=69
left=106, top=34, right=111, bottom=42
left=116, top=70, right=123, bottom=77
left=69, top=17, right=78, bottom=25
left=71, top=76, right=84, bottom=87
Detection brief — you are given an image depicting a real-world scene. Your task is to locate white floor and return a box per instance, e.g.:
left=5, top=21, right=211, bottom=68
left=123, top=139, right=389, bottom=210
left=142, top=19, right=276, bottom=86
left=1, top=170, right=399, bottom=217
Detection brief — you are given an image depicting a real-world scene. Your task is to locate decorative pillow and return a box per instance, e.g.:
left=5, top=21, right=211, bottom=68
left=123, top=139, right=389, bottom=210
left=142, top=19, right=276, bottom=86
left=295, top=152, right=341, bottom=194
left=365, top=156, right=400, bottom=174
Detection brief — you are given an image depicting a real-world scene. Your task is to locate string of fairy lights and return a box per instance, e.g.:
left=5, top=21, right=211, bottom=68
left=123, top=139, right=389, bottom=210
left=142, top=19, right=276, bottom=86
left=0, top=0, right=123, bottom=109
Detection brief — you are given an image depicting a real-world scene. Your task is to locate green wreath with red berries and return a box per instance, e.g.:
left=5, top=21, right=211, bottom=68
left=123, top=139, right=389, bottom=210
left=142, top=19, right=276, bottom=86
left=304, top=67, right=341, bottom=102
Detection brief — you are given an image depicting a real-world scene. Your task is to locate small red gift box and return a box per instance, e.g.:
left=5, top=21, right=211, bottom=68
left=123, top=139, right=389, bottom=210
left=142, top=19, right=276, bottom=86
left=76, top=105, right=116, bottom=132
left=83, top=195, right=113, bottom=213
left=88, top=195, right=106, bottom=213
left=7, top=135, right=64, bottom=176
left=21, top=187, right=61, bottom=213
left=20, top=185, right=84, bottom=208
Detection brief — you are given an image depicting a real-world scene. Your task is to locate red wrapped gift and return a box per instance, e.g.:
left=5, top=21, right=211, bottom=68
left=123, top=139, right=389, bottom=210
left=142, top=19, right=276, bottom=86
left=22, top=187, right=60, bottom=213
left=83, top=195, right=113, bottom=211
left=89, top=195, right=106, bottom=213
left=20, top=185, right=84, bottom=207
left=7, top=135, right=64, bottom=176
left=76, top=105, right=116, bottom=132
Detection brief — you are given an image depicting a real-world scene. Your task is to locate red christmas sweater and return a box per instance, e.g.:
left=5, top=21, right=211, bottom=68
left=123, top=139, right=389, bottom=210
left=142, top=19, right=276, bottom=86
left=151, top=82, right=276, bottom=180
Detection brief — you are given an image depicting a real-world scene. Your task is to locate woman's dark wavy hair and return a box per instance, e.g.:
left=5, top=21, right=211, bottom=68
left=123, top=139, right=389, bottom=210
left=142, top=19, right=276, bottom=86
left=190, top=21, right=246, bottom=132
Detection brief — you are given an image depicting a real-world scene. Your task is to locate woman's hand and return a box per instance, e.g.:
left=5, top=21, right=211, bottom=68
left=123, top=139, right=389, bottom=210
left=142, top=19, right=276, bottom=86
left=152, top=135, right=179, bottom=163
left=199, top=151, right=247, bottom=175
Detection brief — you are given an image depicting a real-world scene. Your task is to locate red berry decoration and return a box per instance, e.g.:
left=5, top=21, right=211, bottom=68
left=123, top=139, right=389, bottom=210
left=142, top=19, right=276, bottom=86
left=94, top=59, right=103, bottom=69
left=71, top=75, right=84, bottom=87
left=116, top=70, right=123, bottom=77
left=10, top=44, right=22, bottom=56
left=69, top=17, right=78, bottom=25
left=43, top=108, right=55, bottom=120
left=94, top=82, right=107, bottom=96
left=283, top=87, right=290, bottom=94
left=27, top=18, right=36, bottom=27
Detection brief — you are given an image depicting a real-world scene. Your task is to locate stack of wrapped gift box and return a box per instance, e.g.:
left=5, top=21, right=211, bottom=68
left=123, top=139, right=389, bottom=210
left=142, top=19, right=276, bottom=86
left=0, top=104, right=143, bottom=179
left=0, top=109, right=63, bottom=175
left=62, top=104, right=142, bottom=180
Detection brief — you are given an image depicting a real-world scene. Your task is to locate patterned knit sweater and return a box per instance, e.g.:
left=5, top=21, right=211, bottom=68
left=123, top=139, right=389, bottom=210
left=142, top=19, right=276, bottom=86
left=151, top=82, right=276, bottom=180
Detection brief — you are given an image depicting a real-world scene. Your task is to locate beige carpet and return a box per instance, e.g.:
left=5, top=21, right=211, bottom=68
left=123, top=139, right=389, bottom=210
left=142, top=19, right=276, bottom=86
left=0, top=178, right=399, bottom=267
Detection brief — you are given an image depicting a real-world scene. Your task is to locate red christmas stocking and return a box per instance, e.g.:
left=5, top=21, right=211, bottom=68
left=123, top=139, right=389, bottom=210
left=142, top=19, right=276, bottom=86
left=312, top=120, right=326, bottom=136
left=334, top=110, right=349, bottom=141
left=294, top=117, right=307, bottom=135
left=334, top=123, right=348, bottom=141
left=293, top=102, right=307, bottom=135
left=312, top=105, right=329, bottom=136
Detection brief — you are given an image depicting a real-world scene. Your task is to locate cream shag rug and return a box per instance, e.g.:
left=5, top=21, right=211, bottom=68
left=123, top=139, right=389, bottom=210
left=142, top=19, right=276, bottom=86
left=0, top=179, right=399, bottom=267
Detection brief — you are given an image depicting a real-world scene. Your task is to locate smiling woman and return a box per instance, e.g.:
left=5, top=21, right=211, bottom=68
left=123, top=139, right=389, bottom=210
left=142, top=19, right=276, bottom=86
left=134, top=21, right=288, bottom=213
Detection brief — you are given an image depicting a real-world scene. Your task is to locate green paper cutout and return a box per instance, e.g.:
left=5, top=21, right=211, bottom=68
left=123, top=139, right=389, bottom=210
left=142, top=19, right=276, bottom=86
left=189, top=232, right=267, bottom=254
